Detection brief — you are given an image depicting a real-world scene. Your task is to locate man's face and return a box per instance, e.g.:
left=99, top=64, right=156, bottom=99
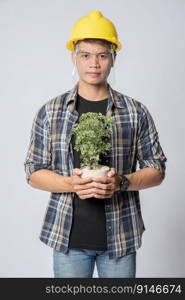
left=71, top=41, right=114, bottom=86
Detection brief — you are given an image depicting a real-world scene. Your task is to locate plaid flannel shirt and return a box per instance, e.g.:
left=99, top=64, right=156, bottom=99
left=24, top=83, right=167, bottom=259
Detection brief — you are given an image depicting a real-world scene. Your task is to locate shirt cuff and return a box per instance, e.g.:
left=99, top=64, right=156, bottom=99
left=24, top=163, right=51, bottom=183
left=138, top=159, right=166, bottom=175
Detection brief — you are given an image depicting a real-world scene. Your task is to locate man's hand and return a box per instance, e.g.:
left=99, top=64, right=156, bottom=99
left=91, top=168, right=121, bottom=199
left=72, top=168, right=94, bottom=200
left=72, top=168, right=121, bottom=199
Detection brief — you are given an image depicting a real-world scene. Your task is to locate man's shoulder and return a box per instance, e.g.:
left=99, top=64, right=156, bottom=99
left=113, top=89, right=148, bottom=115
left=43, top=90, right=70, bottom=110
left=35, top=90, right=71, bottom=121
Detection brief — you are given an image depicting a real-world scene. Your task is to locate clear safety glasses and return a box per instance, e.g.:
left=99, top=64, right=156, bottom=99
left=74, top=50, right=113, bottom=62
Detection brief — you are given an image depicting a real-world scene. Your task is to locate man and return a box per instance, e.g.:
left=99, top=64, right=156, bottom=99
left=24, top=10, right=167, bottom=278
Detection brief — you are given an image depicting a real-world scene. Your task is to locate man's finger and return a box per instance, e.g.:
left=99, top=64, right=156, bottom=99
left=107, top=168, right=116, bottom=177
left=74, top=182, right=95, bottom=191
left=92, top=177, right=111, bottom=184
left=73, top=168, right=82, bottom=176
left=79, top=193, right=95, bottom=200
left=78, top=188, right=95, bottom=195
left=74, top=176, right=93, bottom=188
left=91, top=182, right=113, bottom=190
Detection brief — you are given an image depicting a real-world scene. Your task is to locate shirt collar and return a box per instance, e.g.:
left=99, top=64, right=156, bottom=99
left=65, top=83, right=126, bottom=109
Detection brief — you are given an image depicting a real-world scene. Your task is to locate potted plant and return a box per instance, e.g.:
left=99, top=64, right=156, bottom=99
left=71, top=112, right=115, bottom=178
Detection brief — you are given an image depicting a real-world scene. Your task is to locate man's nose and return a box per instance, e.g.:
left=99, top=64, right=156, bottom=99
left=90, top=54, right=100, bottom=67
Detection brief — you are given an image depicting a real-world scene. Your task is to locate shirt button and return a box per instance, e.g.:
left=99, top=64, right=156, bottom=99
left=108, top=226, right=112, bottom=230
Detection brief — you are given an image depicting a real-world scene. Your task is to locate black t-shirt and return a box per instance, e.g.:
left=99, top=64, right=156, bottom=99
left=68, top=94, right=109, bottom=251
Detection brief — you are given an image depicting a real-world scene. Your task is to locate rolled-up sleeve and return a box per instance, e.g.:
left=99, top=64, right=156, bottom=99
left=136, top=104, right=167, bottom=175
left=24, top=105, right=52, bottom=183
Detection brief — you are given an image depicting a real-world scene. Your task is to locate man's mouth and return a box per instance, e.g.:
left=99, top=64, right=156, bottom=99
left=87, top=72, right=101, bottom=77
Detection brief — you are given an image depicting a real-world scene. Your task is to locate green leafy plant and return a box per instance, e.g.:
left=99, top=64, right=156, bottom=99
left=71, top=112, right=115, bottom=169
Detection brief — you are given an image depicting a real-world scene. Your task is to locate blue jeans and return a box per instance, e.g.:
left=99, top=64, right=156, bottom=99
left=53, top=248, right=136, bottom=278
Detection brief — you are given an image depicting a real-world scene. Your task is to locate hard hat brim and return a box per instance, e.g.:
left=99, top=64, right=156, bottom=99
left=66, top=38, right=122, bottom=52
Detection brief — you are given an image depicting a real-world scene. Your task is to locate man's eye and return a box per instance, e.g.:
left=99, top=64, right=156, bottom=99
left=100, top=54, right=108, bottom=59
left=81, top=54, right=89, bottom=58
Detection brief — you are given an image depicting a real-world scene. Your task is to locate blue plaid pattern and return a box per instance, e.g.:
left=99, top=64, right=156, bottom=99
left=24, top=84, right=167, bottom=259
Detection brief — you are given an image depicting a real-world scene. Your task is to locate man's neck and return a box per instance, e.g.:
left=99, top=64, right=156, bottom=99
left=77, top=81, right=109, bottom=101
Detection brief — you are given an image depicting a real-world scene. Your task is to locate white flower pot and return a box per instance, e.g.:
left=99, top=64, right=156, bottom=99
left=81, top=165, right=110, bottom=178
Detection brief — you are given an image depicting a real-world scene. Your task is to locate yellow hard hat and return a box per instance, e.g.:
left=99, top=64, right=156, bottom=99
left=66, top=10, right=122, bottom=52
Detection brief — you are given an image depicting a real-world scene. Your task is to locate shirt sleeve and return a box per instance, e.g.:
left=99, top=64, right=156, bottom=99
left=136, top=104, right=167, bottom=175
left=24, top=105, right=52, bottom=183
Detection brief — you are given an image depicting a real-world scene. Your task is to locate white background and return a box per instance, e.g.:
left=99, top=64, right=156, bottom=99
left=1, top=0, right=185, bottom=277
